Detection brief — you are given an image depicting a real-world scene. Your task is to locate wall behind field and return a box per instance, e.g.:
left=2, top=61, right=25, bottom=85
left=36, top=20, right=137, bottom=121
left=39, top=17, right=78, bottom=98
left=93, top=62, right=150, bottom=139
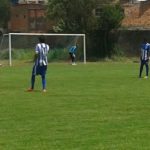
left=116, top=30, right=150, bottom=57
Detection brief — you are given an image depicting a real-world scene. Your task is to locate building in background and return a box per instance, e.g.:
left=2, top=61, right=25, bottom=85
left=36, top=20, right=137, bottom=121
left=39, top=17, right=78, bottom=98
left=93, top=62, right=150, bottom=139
left=94, top=0, right=150, bottom=29
left=9, top=0, right=150, bottom=33
left=9, top=0, right=50, bottom=33
left=18, top=0, right=48, bottom=4
left=121, top=0, right=150, bottom=29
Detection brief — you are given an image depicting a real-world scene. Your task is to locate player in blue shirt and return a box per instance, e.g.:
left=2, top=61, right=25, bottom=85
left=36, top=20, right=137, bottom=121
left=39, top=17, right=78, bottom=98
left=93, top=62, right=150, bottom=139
left=139, top=38, right=150, bottom=78
left=28, top=36, right=49, bottom=92
left=69, top=44, right=77, bottom=65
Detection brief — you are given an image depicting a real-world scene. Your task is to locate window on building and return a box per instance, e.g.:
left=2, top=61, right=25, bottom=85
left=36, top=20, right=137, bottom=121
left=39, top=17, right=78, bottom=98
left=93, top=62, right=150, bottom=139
left=38, top=0, right=44, bottom=4
left=129, top=0, right=140, bottom=4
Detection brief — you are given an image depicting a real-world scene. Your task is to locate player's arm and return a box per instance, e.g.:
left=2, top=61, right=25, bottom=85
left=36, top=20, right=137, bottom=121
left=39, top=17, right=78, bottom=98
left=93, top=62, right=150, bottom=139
left=148, top=46, right=150, bottom=60
left=33, top=53, right=39, bottom=62
left=47, top=44, right=50, bottom=53
left=33, top=44, right=39, bottom=62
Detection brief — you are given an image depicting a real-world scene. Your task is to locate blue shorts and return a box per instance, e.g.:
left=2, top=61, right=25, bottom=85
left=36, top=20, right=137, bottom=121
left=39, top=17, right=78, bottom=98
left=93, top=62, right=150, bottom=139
left=140, top=59, right=149, bottom=65
left=32, top=65, right=47, bottom=76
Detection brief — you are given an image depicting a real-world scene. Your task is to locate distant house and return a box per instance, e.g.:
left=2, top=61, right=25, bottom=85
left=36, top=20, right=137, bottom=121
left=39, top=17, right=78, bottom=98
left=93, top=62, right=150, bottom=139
left=8, top=0, right=51, bottom=33
left=9, top=0, right=150, bottom=33
left=94, top=0, right=150, bottom=29
left=18, top=0, right=48, bottom=4
left=120, top=0, right=150, bottom=29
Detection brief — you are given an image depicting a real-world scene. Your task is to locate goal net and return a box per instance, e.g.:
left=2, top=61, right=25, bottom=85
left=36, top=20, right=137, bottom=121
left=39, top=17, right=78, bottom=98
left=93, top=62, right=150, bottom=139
left=0, top=33, right=86, bottom=66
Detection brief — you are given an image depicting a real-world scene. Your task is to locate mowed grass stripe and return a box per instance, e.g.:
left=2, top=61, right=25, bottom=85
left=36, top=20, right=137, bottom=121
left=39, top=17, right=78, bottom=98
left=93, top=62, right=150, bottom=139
left=0, top=62, right=149, bottom=150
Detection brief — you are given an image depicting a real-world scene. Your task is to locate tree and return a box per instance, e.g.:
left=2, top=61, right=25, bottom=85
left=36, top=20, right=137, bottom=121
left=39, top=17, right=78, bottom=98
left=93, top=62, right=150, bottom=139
left=0, top=0, right=10, bottom=28
left=88, top=3, right=124, bottom=58
left=98, top=4, right=124, bottom=31
left=98, top=4, right=124, bottom=57
left=47, top=0, right=98, bottom=33
left=46, top=0, right=124, bottom=59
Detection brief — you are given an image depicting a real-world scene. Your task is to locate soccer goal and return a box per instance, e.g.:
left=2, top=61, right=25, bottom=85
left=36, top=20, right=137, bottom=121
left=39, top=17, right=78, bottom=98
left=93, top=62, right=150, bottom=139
left=4, top=33, right=86, bottom=66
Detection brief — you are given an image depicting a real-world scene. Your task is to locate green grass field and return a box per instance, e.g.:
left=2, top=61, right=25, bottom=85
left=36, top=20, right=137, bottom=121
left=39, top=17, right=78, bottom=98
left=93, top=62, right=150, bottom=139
left=0, top=62, right=150, bottom=150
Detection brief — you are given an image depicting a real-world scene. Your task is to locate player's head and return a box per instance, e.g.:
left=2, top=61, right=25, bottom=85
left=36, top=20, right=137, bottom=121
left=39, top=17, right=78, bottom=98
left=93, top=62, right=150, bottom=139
left=74, top=42, right=77, bottom=46
left=143, top=38, right=148, bottom=44
left=39, top=36, right=45, bottom=43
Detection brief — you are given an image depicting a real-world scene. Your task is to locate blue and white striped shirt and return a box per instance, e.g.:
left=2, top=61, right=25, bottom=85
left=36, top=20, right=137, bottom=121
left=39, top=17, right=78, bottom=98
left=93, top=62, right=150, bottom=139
left=35, top=43, right=49, bottom=66
left=141, top=43, right=150, bottom=61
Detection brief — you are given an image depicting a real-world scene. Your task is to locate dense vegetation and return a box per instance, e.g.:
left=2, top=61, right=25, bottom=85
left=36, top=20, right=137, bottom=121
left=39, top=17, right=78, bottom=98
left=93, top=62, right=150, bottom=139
left=0, top=0, right=10, bottom=28
left=47, top=0, right=124, bottom=59
left=0, top=0, right=124, bottom=60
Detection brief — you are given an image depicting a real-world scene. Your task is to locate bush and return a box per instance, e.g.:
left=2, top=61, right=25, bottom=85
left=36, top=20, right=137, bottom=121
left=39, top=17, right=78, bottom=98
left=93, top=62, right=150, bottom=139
left=0, top=49, right=34, bottom=60
left=0, top=48, right=69, bottom=62
left=48, top=48, right=68, bottom=62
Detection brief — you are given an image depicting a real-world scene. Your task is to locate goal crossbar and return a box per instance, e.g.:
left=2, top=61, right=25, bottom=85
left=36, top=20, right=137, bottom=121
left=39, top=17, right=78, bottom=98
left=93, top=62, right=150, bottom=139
left=8, top=33, right=86, bottom=66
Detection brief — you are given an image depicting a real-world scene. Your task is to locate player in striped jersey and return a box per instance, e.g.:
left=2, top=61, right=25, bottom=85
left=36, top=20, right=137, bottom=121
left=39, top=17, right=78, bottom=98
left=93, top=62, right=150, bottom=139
left=28, top=36, right=49, bottom=92
left=139, top=38, right=150, bottom=79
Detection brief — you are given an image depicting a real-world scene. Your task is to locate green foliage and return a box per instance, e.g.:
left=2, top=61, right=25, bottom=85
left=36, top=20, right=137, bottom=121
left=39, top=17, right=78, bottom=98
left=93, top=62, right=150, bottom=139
left=0, top=0, right=10, bottom=28
left=98, top=4, right=124, bottom=31
left=0, top=50, right=9, bottom=59
left=48, top=48, right=68, bottom=62
left=0, top=48, right=81, bottom=62
left=47, top=0, right=97, bottom=33
left=0, top=49, right=34, bottom=60
left=88, top=4, right=124, bottom=59
left=112, top=44, right=124, bottom=57
left=47, top=1, right=124, bottom=59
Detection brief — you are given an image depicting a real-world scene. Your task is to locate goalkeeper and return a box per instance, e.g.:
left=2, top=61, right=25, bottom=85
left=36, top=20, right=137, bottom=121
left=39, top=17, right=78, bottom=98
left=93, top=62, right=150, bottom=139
left=69, top=44, right=77, bottom=65
left=28, top=36, right=49, bottom=92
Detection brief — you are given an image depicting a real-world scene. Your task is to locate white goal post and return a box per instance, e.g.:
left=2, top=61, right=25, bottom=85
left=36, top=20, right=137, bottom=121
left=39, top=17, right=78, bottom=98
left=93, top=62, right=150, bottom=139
left=8, top=33, right=86, bottom=66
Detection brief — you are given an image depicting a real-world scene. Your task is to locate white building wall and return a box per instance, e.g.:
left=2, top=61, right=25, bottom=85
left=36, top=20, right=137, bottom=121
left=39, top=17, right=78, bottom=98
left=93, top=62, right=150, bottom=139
left=18, top=0, right=48, bottom=4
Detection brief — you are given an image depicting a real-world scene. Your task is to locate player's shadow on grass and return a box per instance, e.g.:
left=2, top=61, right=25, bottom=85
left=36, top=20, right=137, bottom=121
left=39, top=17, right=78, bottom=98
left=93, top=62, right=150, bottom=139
left=25, top=89, right=45, bottom=93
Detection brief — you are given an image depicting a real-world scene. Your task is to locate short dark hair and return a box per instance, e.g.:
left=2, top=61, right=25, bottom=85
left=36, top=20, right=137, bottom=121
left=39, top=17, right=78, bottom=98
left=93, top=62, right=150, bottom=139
left=143, top=38, right=147, bottom=43
left=38, top=36, right=45, bottom=43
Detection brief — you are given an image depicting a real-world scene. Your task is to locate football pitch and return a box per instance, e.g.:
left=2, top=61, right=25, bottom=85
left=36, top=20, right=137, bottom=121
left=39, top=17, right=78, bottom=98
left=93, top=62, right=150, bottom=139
left=0, top=62, right=150, bottom=150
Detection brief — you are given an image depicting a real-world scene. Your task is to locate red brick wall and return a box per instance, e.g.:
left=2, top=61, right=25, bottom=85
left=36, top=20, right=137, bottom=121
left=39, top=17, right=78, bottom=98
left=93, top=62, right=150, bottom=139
left=9, top=4, right=48, bottom=32
left=122, top=1, right=150, bottom=28
left=9, top=5, right=28, bottom=32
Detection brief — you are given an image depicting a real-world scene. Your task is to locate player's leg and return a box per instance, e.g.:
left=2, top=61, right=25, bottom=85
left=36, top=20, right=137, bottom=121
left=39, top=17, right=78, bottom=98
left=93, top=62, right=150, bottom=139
left=139, top=60, right=144, bottom=78
left=41, top=75, right=46, bottom=91
left=72, top=53, right=76, bottom=65
left=31, top=74, right=36, bottom=89
left=69, top=53, right=73, bottom=63
left=72, top=53, right=75, bottom=62
left=27, top=74, right=35, bottom=91
left=28, top=73, right=36, bottom=91
left=145, top=60, right=149, bottom=77
left=28, top=65, right=36, bottom=91
left=41, top=66, right=47, bottom=92
left=71, top=54, right=74, bottom=63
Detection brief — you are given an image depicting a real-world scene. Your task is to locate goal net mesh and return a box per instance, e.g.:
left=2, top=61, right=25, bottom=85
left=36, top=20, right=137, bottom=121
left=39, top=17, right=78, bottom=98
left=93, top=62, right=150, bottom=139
left=0, top=33, right=86, bottom=65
